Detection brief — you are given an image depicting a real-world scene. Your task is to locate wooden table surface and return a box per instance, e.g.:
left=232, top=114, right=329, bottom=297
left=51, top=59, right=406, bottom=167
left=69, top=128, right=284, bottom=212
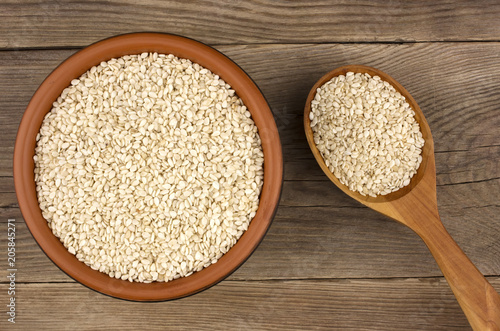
left=1, top=1, right=500, bottom=330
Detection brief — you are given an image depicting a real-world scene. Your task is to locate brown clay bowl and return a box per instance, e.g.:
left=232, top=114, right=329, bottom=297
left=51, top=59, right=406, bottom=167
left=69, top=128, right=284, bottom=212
left=14, top=33, right=283, bottom=301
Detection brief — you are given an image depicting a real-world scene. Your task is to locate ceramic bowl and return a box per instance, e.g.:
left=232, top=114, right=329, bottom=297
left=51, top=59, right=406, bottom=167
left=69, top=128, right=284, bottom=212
left=14, top=33, right=283, bottom=301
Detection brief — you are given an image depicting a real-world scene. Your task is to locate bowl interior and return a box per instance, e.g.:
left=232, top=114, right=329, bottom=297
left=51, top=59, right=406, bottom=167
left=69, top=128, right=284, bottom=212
left=14, top=33, right=283, bottom=301
left=303, top=64, right=434, bottom=203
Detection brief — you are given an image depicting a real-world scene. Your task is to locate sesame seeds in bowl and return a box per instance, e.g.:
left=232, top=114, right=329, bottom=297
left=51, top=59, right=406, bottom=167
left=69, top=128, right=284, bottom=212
left=35, top=52, right=264, bottom=283
left=14, top=33, right=283, bottom=300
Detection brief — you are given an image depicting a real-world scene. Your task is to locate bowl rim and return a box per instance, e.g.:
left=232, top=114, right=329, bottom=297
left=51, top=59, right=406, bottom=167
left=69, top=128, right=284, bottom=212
left=14, top=32, right=283, bottom=301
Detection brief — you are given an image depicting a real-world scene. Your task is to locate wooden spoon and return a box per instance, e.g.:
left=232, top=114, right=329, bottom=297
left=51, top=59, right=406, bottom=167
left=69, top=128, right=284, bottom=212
left=304, top=65, right=500, bottom=330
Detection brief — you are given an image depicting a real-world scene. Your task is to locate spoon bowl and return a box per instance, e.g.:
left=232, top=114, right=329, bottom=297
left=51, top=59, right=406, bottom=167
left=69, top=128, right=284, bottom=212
left=304, top=65, right=500, bottom=330
left=305, top=65, right=434, bottom=205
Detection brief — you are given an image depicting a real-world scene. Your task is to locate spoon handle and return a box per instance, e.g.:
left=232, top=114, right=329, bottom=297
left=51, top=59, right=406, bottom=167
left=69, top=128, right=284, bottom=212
left=414, top=216, right=500, bottom=330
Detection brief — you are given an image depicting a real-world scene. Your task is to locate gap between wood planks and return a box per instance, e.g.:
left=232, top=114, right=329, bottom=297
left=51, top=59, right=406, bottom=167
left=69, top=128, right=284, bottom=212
left=1, top=39, right=500, bottom=52
left=1, top=275, right=500, bottom=285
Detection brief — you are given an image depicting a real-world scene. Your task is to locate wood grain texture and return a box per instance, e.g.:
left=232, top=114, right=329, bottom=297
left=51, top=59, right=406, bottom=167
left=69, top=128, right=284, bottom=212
left=3, top=278, right=499, bottom=330
left=0, top=205, right=434, bottom=282
left=2, top=0, right=500, bottom=49
left=1, top=4, right=500, bottom=328
left=1, top=190, right=499, bottom=283
left=1, top=43, right=500, bottom=171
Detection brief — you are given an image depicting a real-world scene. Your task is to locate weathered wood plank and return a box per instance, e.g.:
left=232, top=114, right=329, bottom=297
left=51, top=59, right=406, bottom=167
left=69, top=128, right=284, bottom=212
left=282, top=145, right=500, bottom=185
left=3, top=278, right=499, bottom=330
left=1, top=43, right=499, bottom=179
left=2, top=0, right=500, bottom=49
left=0, top=205, right=432, bottom=282
left=2, top=181, right=498, bottom=283
left=2, top=144, right=499, bottom=186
